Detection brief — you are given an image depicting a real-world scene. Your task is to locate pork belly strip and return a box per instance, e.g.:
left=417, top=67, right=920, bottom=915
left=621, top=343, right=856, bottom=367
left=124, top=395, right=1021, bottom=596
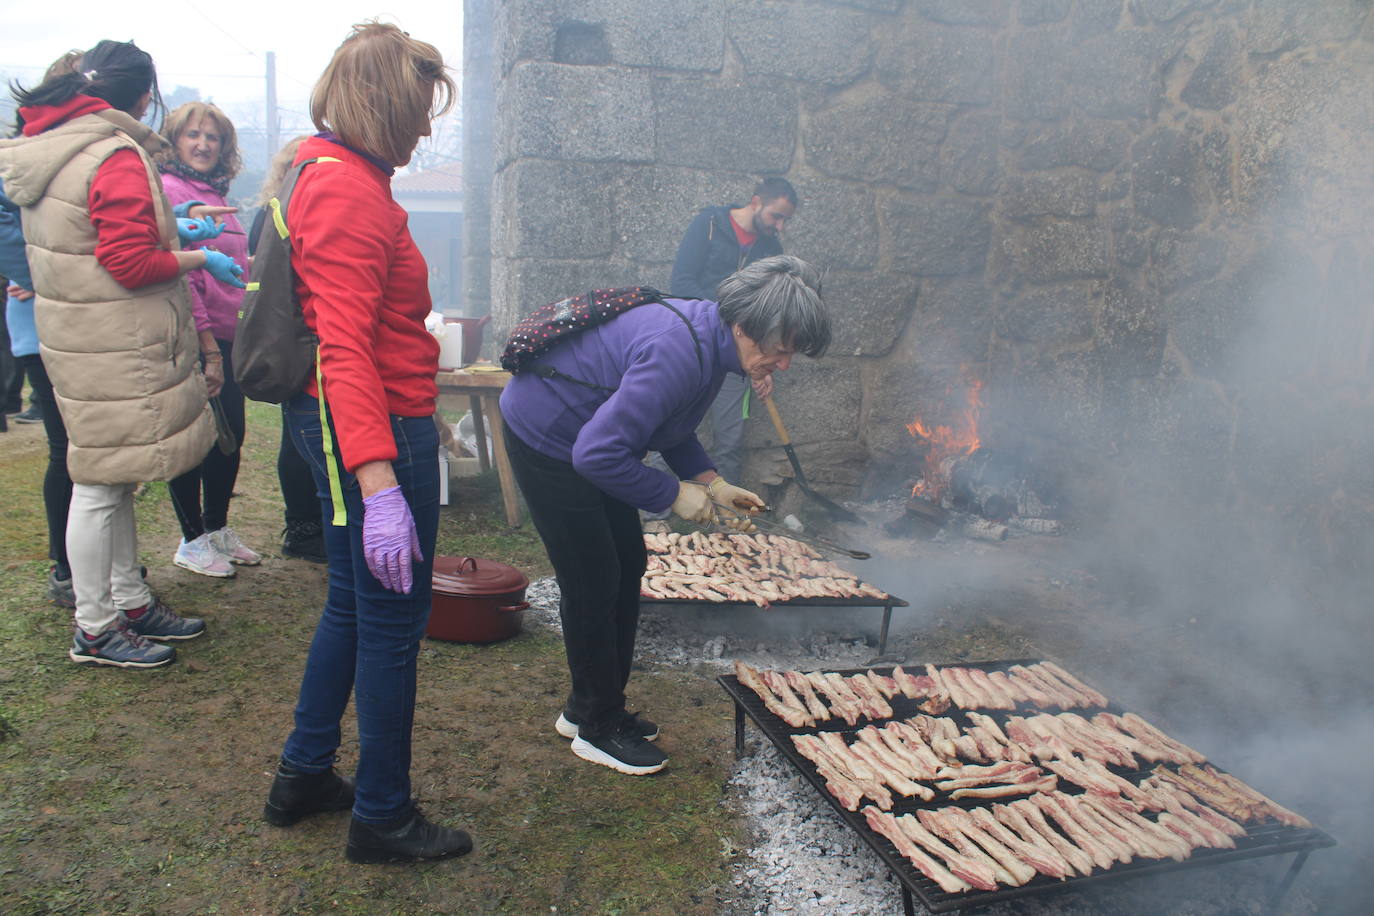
left=951, top=776, right=1058, bottom=800
left=1195, top=766, right=1312, bottom=828
left=760, top=670, right=813, bottom=726
left=927, top=664, right=974, bottom=709
left=1007, top=665, right=1071, bottom=708
left=940, top=807, right=1038, bottom=886
left=918, top=808, right=1020, bottom=887
left=1001, top=800, right=1095, bottom=877
left=966, top=666, right=1018, bottom=709
left=806, top=672, right=862, bottom=725
left=734, top=661, right=810, bottom=728
left=969, top=806, right=1071, bottom=879
left=862, top=807, right=972, bottom=894
left=854, top=728, right=936, bottom=799
left=1039, top=660, right=1109, bottom=708
left=784, top=670, right=832, bottom=723
left=882, top=722, right=946, bottom=777
left=791, top=736, right=865, bottom=810
left=1033, top=792, right=1122, bottom=870
left=1003, top=666, right=1059, bottom=708
left=847, top=672, right=895, bottom=719
left=893, top=813, right=1000, bottom=891
left=865, top=724, right=936, bottom=780
left=1117, top=712, right=1208, bottom=765
left=850, top=736, right=932, bottom=800
left=1081, top=794, right=1191, bottom=861
left=985, top=669, right=1027, bottom=707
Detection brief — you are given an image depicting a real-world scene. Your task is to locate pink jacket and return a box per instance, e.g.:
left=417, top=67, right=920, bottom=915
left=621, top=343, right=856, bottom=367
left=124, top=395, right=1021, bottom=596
left=158, top=170, right=249, bottom=341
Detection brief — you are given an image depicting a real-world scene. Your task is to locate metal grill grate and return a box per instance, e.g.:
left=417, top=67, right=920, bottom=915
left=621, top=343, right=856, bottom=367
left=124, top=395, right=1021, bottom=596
left=720, top=658, right=1335, bottom=915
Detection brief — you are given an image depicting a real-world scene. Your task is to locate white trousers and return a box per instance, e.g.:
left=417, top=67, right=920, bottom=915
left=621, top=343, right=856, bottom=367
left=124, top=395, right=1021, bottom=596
left=67, top=483, right=153, bottom=635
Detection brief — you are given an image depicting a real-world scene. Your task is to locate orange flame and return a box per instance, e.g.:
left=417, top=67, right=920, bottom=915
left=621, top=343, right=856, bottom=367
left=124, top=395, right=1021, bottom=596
left=906, top=373, right=983, bottom=499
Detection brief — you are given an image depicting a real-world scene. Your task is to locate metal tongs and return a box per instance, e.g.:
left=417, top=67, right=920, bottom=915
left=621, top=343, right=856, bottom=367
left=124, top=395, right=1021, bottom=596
left=710, top=502, right=871, bottom=560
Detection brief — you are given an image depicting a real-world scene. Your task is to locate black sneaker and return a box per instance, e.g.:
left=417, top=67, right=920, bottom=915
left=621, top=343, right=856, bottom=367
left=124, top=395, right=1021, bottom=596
left=555, top=710, right=659, bottom=742
left=263, top=760, right=355, bottom=826
left=282, top=520, right=327, bottom=563
left=12, top=405, right=42, bottom=424
left=47, top=569, right=76, bottom=609
left=345, top=805, right=473, bottom=864
left=571, top=721, right=668, bottom=775
left=69, top=619, right=176, bottom=668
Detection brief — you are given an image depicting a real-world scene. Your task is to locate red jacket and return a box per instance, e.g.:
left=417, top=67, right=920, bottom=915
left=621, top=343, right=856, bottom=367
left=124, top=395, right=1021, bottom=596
left=20, top=95, right=178, bottom=289
left=291, top=136, right=438, bottom=472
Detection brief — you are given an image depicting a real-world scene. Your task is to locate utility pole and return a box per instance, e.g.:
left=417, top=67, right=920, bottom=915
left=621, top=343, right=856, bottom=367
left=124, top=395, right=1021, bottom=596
left=265, top=51, right=279, bottom=160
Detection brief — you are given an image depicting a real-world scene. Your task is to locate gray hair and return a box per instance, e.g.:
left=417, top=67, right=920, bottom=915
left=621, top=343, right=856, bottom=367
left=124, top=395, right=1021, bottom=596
left=716, top=255, right=830, bottom=358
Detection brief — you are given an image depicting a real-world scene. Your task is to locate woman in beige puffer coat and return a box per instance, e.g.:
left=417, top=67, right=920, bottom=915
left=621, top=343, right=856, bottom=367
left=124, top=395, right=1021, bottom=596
left=0, top=40, right=238, bottom=668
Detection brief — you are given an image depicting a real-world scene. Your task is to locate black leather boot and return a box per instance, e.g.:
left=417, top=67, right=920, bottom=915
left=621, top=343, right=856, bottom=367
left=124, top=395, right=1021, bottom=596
left=345, top=805, right=473, bottom=864
left=263, top=760, right=355, bottom=826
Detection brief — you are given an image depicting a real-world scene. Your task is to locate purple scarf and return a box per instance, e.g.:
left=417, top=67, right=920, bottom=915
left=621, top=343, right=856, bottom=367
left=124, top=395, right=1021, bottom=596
left=159, top=156, right=232, bottom=197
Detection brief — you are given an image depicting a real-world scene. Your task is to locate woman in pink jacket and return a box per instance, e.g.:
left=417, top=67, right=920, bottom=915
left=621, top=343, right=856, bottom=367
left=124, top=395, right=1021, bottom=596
left=158, top=102, right=260, bottom=577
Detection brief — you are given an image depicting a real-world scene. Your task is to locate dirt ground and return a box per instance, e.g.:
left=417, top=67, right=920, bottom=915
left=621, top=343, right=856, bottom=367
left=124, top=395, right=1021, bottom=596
left=1, top=406, right=1368, bottom=915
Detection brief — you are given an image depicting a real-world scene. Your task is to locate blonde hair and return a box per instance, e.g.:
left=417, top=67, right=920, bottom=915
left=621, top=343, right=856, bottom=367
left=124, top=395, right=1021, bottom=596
left=160, top=101, right=242, bottom=179
left=255, top=135, right=310, bottom=206
left=310, top=21, right=455, bottom=167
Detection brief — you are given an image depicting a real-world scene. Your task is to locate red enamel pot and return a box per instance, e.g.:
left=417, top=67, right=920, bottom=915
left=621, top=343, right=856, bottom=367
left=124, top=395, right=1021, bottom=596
left=428, top=555, right=530, bottom=643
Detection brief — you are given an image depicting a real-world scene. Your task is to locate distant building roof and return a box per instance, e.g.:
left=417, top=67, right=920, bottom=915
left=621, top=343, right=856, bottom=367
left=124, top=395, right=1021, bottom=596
left=393, top=160, right=463, bottom=195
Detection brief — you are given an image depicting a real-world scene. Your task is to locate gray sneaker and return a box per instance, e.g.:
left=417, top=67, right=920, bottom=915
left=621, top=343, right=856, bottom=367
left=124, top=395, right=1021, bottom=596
left=126, top=597, right=205, bottom=642
left=70, top=619, right=176, bottom=668
left=47, top=569, right=76, bottom=609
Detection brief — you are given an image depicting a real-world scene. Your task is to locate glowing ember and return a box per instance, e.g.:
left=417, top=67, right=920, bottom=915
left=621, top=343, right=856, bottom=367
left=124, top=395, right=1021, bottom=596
left=906, top=373, right=983, bottom=500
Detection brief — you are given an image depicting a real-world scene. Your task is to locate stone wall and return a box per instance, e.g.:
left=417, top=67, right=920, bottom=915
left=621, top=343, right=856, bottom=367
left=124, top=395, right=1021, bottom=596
left=469, top=0, right=1374, bottom=564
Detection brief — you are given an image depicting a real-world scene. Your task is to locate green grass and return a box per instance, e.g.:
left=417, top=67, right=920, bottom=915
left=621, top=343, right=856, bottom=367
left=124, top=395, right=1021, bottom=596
left=0, top=401, right=744, bottom=916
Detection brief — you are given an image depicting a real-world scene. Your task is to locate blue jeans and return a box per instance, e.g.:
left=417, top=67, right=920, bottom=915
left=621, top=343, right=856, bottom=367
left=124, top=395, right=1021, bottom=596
left=279, top=392, right=440, bottom=822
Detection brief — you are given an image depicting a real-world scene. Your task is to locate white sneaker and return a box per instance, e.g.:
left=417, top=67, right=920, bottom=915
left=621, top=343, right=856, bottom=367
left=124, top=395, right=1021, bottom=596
left=208, top=527, right=262, bottom=566
left=174, top=534, right=235, bottom=578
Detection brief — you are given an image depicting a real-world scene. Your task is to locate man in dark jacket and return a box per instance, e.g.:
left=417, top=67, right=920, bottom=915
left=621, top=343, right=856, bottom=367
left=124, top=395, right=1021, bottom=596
left=643, top=178, right=797, bottom=532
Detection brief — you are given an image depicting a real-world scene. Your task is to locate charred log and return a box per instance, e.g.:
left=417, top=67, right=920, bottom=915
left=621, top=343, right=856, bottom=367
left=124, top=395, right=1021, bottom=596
left=885, top=496, right=947, bottom=539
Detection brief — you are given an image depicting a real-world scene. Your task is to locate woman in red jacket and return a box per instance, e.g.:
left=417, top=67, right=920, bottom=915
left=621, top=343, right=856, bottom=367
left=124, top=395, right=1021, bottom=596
left=260, top=22, right=471, bottom=865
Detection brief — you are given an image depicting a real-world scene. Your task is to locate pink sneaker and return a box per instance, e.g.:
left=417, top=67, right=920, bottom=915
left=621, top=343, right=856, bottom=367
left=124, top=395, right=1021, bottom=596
left=209, top=527, right=262, bottom=566
left=174, top=533, right=235, bottom=578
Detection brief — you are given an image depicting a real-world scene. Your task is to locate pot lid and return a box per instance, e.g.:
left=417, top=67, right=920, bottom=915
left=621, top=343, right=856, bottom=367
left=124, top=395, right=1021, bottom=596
left=432, top=555, right=529, bottom=597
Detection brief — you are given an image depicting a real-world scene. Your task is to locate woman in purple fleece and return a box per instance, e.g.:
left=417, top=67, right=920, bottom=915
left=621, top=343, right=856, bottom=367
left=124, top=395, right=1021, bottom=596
left=499, top=254, right=829, bottom=776
left=157, top=102, right=260, bottom=579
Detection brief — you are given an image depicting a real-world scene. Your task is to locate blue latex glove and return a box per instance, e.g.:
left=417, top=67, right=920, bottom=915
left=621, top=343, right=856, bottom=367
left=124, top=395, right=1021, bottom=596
left=362, top=485, right=424, bottom=594
left=176, top=216, right=224, bottom=244
left=201, top=249, right=246, bottom=289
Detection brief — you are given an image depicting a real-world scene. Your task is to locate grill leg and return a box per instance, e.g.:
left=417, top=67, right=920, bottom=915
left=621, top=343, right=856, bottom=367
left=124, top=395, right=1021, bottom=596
left=878, top=605, right=893, bottom=655
left=734, top=700, right=746, bottom=759
left=901, top=886, right=914, bottom=916
left=1265, top=849, right=1310, bottom=915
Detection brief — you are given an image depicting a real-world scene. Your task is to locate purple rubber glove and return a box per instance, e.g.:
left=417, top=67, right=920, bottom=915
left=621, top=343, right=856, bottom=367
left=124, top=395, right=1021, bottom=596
left=362, top=485, right=424, bottom=594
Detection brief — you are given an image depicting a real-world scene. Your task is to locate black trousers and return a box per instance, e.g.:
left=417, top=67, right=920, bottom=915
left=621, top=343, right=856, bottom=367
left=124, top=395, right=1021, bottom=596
left=21, top=353, right=72, bottom=576
left=503, top=419, right=647, bottom=738
left=168, top=339, right=243, bottom=540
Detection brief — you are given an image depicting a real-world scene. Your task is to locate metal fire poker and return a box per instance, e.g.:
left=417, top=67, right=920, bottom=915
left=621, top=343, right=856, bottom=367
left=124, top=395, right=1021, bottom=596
left=708, top=501, right=871, bottom=560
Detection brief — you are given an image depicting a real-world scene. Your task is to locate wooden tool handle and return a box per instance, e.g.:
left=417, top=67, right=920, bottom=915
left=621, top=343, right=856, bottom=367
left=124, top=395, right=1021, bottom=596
left=763, top=395, right=792, bottom=446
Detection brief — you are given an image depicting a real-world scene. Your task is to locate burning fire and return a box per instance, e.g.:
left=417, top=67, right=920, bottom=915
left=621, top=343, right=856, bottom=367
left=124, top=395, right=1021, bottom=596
left=906, top=372, right=983, bottom=500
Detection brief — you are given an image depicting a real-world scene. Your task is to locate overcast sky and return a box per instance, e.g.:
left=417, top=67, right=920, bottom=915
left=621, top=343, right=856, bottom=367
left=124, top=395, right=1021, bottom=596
left=0, top=2, right=463, bottom=114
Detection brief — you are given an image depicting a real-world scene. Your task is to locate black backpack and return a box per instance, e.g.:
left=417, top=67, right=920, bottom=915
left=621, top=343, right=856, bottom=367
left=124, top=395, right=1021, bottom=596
left=234, top=157, right=330, bottom=403
left=500, top=287, right=701, bottom=392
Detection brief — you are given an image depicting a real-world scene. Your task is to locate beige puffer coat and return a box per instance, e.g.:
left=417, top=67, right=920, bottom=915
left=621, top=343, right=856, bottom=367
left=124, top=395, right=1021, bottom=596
left=0, top=109, right=213, bottom=485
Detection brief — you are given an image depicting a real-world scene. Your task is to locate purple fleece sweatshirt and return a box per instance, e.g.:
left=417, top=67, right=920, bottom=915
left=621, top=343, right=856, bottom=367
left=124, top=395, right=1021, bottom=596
left=499, top=297, right=743, bottom=512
